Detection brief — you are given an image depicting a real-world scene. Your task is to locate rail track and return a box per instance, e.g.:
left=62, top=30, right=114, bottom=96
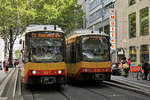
left=102, top=80, right=150, bottom=96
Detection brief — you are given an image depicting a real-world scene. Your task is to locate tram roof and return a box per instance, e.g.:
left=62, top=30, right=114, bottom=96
left=24, top=25, right=64, bottom=34
left=67, top=32, right=109, bottom=40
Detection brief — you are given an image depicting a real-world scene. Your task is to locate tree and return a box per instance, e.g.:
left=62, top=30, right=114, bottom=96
left=0, top=0, right=36, bottom=67
left=0, top=0, right=83, bottom=66
left=29, top=0, right=84, bottom=34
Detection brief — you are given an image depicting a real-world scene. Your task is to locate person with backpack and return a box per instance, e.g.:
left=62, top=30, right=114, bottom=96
left=127, top=58, right=131, bottom=71
left=142, top=61, right=149, bottom=80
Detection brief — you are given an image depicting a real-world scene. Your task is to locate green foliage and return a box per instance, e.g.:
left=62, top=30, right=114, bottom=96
left=0, top=0, right=83, bottom=38
left=14, top=50, right=20, bottom=59
left=0, top=0, right=32, bottom=39
left=128, top=0, right=136, bottom=6
left=30, top=0, right=84, bottom=34
left=140, top=7, right=149, bottom=36
left=129, top=12, right=136, bottom=38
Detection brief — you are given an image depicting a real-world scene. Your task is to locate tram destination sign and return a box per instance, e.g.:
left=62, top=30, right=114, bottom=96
left=32, top=33, right=61, bottom=38
left=82, top=36, right=105, bottom=41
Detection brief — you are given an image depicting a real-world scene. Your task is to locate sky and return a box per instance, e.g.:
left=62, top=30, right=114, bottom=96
left=13, top=35, right=21, bottom=50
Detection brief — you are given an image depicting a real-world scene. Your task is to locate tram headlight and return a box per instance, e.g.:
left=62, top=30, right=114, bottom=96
left=84, top=68, right=88, bottom=72
left=54, top=71, right=57, bottom=74
left=32, top=70, right=36, bottom=74
left=58, top=70, right=62, bottom=74
left=106, top=68, right=108, bottom=72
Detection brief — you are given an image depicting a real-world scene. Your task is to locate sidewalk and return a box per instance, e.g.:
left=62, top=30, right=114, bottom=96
left=0, top=68, right=13, bottom=85
left=111, top=72, right=150, bottom=86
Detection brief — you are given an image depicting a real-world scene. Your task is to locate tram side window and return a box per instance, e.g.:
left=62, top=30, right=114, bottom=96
left=76, top=39, right=81, bottom=62
left=24, top=35, right=31, bottom=63
left=70, top=43, right=76, bottom=63
left=21, top=41, right=25, bottom=63
left=66, top=44, right=71, bottom=63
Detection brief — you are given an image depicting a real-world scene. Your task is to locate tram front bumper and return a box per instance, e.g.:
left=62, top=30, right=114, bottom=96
left=27, top=75, right=66, bottom=85
left=78, top=73, right=111, bottom=81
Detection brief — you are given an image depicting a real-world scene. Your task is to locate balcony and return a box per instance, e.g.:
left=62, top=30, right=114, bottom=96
left=103, top=13, right=109, bottom=20
left=103, top=8, right=109, bottom=20
left=103, top=0, right=115, bottom=7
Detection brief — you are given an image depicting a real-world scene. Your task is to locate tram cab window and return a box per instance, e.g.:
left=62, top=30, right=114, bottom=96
left=76, top=38, right=81, bottom=62
left=81, top=36, right=109, bottom=62
left=24, top=34, right=31, bottom=63
left=30, top=38, right=63, bottom=62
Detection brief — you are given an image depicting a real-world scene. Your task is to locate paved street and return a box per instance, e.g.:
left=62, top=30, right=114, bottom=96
left=0, top=68, right=150, bottom=100
left=0, top=68, right=12, bottom=84
left=21, top=82, right=150, bottom=100
left=112, top=72, right=150, bottom=86
left=1, top=0, right=150, bottom=99
left=21, top=72, right=150, bottom=100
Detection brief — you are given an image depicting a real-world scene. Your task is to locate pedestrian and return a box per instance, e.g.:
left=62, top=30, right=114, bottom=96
left=122, top=61, right=129, bottom=77
left=127, top=58, right=131, bottom=71
left=3, top=61, right=7, bottom=72
left=14, top=60, right=17, bottom=68
left=142, top=61, right=149, bottom=80
left=3, top=61, right=5, bottom=68
left=123, top=56, right=126, bottom=62
left=136, top=64, right=142, bottom=80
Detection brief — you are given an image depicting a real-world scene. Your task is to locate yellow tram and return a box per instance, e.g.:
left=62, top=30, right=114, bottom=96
left=20, top=25, right=66, bottom=86
left=66, top=31, right=111, bottom=82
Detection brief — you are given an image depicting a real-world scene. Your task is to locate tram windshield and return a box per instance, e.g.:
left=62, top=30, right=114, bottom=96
left=82, top=36, right=109, bottom=61
left=31, top=38, right=63, bottom=62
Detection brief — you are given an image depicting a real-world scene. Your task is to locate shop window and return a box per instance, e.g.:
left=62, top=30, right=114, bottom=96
left=128, top=0, right=136, bottom=6
left=104, top=25, right=110, bottom=35
left=129, top=12, right=136, bottom=38
left=129, top=46, right=136, bottom=62
left=140, top=45, right=149, bottom=63
left=140, top=7, right=149, bottom=36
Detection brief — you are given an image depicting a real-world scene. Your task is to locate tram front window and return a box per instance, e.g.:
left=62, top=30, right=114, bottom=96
left=82, top=37, right=109, bottom=61
left=31, top=38, right=63, bottom=62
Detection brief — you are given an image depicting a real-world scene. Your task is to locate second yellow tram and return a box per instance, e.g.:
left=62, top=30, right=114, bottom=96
left=66, top=31, right=111, bottom=82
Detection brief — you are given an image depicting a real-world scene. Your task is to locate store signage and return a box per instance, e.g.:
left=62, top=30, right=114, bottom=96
left=110, top=8, right=116, bottom=50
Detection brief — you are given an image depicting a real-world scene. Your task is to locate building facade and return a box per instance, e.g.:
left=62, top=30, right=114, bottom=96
left=78, top=0, right=115, bottom=34
left=115, top=0, right=150, bottom=65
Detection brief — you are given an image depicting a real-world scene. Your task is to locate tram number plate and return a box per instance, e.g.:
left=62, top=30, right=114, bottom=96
left=95, top=74, right=104, bottom=79
left=44, top=71, right=49, bottom=74
left=95, top=69, right=101, bottom=72
left=42, top=77, right=56, bottom=84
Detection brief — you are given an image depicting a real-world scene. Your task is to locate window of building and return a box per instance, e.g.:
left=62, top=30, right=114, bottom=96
left=99, top=27, right=103, bottom=33
left=104, top=25, right=110, bottom=35
left=128, top=0, right=136, bottom=6
left=140, top=7, right=149, bottom=36
left=129, top=46, right=137, bottom=62
left=140, top=45, right=149, bottom=63
left=129, top=12, right=136, bottom=38
left=89, top=0, right=102, bottom=11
